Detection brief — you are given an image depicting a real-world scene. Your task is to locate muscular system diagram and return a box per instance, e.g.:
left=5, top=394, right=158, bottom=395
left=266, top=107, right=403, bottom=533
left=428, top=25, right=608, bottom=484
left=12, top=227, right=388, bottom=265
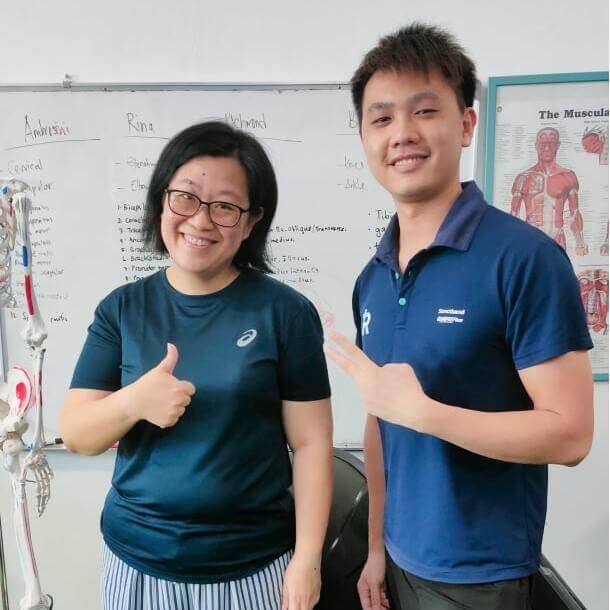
left=511, top=128, right=588, bottom=255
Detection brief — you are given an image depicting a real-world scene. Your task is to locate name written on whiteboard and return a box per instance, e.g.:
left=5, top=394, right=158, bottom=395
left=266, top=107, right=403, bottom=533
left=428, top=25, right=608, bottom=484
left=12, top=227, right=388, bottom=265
left=224, top=112, right=268, bottom=130
left=24, top=114, right=71, bottom=143
left=127, top=112, right=155, bottom=135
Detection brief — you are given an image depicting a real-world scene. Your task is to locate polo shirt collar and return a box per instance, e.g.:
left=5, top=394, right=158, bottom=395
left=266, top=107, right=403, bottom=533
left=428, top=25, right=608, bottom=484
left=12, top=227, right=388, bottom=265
left=375, top=181, right=488, bottom=267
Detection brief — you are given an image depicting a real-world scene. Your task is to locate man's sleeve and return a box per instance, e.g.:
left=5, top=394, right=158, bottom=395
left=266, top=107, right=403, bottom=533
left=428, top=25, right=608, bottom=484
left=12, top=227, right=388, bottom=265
left=505, top=240, right=593, bottom=370
left=352, top=278, right=363, bottom=349
left=70, top=293, right=122, bottom=391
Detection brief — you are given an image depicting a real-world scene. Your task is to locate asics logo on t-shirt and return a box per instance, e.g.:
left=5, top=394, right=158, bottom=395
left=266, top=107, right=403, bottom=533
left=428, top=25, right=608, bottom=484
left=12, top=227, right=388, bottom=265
left=237, top=329, right=257, bottom=347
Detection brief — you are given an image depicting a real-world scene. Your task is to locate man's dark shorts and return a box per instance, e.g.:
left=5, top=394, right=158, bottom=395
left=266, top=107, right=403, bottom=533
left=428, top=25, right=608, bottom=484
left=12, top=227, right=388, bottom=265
left=386, top=556, right=533, bottom=610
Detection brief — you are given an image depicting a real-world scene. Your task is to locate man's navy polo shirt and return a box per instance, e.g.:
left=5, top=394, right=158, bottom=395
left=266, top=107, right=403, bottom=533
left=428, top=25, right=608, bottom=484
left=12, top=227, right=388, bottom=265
left=353, top=181, right=592, bottom=584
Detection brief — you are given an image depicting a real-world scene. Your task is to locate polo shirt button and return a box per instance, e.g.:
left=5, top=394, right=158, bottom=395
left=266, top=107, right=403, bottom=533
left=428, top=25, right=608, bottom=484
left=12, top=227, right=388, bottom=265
left=395, top=272, right=400, bottom=279
left=398, top=297, right=407, bottom=306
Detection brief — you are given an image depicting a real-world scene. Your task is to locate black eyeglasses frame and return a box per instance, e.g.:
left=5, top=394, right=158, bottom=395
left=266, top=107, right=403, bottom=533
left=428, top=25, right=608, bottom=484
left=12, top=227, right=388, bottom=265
left=164, top=189, right=252, bottom=228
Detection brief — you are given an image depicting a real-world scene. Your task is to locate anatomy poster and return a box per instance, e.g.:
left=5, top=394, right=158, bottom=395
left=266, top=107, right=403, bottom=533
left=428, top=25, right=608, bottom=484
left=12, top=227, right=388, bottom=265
left=490, top=77, right=608, bottom=377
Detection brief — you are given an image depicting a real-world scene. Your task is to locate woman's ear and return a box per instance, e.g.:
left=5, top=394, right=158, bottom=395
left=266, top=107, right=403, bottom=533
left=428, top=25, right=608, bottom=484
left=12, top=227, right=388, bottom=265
left=252, top=206, right=264, bottom=222
left=244, top=206, right=264, bottom=239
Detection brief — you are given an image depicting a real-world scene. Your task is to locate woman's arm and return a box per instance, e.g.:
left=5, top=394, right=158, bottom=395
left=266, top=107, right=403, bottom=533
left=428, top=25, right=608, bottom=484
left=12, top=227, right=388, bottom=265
left=60, top=387, right=135, bottom=455
left=60, top=343, right=195, bottom=455
left=281, top=397, right=333, bottom=610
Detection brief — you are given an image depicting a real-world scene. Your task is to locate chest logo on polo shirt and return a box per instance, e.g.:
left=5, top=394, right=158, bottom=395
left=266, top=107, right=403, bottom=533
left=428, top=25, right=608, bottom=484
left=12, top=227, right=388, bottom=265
left=436, top=308, right=466, bottom=324
left=237, top=329, right=258, bottom=347
left=361, top=308, right=372, bottom=336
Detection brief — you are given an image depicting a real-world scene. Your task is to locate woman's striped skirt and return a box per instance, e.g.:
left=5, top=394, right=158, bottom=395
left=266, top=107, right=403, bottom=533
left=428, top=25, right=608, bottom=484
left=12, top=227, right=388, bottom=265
left=102, top=542, right=293, bottom=610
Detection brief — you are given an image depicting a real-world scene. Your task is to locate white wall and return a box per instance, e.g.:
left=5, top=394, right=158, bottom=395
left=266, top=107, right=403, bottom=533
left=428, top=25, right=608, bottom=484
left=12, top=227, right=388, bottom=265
left=0, top=0, right=607, bottom=85
left=0, top=1, right=608, bottom=609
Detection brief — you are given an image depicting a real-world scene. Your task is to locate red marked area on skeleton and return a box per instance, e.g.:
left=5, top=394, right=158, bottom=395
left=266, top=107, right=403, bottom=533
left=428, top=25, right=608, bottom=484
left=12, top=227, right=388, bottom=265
left=24, top=275, right=35, bottom=315
left=16, top=382, right=27, bottom=404
left=7, top=367, right=33, bottom=415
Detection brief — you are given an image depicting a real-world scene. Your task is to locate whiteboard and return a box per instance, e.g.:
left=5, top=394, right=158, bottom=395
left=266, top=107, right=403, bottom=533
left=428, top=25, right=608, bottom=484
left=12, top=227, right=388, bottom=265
left=0, top=84, right=478, bottom=447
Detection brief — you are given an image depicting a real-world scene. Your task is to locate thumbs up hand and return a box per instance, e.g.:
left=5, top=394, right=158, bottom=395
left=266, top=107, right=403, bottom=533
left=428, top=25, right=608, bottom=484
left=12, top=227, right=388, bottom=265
left=157, top=342, right=180, bottom=375
left=125, top=343, right=196, bottom=429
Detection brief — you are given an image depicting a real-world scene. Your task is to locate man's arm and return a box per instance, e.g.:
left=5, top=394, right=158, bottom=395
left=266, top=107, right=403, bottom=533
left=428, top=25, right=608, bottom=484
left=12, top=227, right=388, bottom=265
left=357, top=415, right=390, bottom=610
left=363, top=415, right=386, bottom=553
left=415, top=350, right=593, bottom=465
left=326, top=334, right=593, bottom=466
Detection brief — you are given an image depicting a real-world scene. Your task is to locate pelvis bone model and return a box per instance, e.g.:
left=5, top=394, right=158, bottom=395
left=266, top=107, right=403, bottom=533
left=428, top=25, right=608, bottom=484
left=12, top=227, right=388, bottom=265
left=0, top=177, right=53, bottom=610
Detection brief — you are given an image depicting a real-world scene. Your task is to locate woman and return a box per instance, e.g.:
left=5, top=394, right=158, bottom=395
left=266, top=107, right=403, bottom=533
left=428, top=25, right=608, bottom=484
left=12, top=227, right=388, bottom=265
left=60, top=121, right=333, bottom=610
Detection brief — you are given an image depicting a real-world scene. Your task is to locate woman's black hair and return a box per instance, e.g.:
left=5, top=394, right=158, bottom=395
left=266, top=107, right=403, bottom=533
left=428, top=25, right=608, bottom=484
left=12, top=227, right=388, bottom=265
left=142, top=121, right=277, bottom=273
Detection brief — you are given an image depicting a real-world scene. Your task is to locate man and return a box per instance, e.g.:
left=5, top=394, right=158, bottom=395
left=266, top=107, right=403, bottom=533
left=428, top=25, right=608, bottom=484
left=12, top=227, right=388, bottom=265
left=511, top=127, right=588, bottom=255
left=326, top=24, right=594, bottom=610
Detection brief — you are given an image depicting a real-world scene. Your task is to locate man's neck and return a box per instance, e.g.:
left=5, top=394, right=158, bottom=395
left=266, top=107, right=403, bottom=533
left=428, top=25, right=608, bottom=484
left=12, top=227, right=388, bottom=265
left=395, top=182, right=463, bottom=272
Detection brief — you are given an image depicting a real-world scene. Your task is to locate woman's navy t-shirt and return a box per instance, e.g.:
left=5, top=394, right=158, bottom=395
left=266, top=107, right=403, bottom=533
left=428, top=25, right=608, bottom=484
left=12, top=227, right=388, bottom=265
left=70, top=269, right=331, bottom=583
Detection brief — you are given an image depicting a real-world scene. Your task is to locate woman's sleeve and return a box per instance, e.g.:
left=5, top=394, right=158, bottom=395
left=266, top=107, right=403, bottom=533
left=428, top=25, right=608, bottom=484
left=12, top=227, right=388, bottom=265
left=278, top=299, right=331, bottom=402
left=70, top=292, right=122, bottom=391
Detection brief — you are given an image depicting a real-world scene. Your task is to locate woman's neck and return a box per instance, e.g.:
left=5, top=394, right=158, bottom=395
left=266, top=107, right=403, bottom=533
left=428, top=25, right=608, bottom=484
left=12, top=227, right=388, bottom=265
left=165, top=264, right=241, bottom=295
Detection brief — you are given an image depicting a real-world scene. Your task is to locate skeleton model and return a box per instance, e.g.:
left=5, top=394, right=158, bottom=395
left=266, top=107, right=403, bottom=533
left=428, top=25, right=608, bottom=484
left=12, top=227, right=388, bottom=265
left=0, top=178, right=52, bottom=610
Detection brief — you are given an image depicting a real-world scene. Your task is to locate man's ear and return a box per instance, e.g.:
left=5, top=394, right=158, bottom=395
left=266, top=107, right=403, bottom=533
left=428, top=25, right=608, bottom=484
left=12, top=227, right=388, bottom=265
left=461, top=107, right=477, bottom=148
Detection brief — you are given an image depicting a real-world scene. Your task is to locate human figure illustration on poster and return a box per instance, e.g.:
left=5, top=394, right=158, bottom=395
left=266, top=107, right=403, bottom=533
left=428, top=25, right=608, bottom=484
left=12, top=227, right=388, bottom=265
left=578, top=268, right=608, bottom=335
left=510, top=127, right=588, bottom=255
left=580, top=125, right=609, bottom=257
